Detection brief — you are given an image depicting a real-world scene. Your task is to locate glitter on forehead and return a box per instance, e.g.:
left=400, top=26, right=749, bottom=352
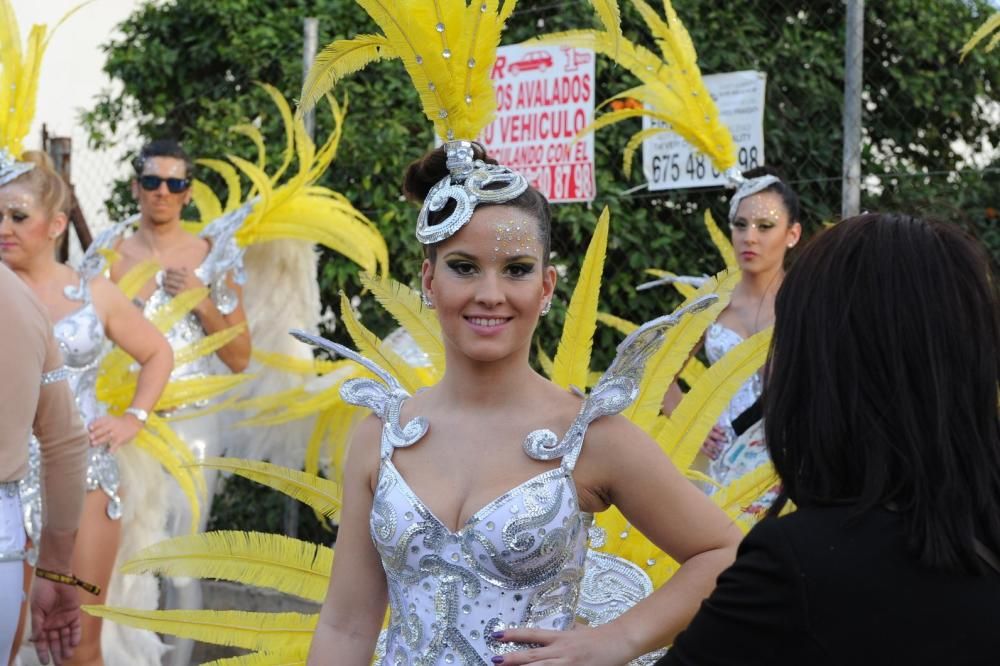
left=0, top=189, right=37, bottom=212
left=493, top=220, right=539, bottom=260
left=735, top=193, right=785, bottom=226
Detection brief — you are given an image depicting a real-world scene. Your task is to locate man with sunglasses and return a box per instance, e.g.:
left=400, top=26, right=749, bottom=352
left=111, top=139, right=251, bottom=374
left=107, top=139, right=252, bottom=666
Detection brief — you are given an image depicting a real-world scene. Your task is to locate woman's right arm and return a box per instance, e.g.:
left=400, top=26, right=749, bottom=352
left=307, top=415, right=389, bottom=665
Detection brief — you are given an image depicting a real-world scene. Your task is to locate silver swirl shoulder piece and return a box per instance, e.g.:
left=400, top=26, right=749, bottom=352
left=72, top=214, right=140, bottom=290
left=0, top=148, right=34, bottom=187
left=197, top=199, right=255, bottom=313
left=523, top=294, right=718, bottom=463
left=415, top=140, right=529, bottom=245
left=289, top=329, right=429, bottom=450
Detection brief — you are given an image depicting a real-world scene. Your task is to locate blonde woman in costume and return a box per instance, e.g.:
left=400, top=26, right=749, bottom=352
left=0, top=152, right=174, bottom=666
left=663, top=167, right=801, bottom=495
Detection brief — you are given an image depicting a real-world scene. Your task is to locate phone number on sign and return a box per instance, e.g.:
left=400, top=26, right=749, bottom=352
left=649, top=146, right=761, bottom=185
left=520, top=162, right=594, bottom=202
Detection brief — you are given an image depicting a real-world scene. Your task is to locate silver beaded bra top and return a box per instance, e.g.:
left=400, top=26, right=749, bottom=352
left=291, top=296, right=717, bottom=666
left=365, top=394, right=595, bottom=665
left=704, top=323, right=762, bottom=431
left=56, top=278, right=109, bottom=424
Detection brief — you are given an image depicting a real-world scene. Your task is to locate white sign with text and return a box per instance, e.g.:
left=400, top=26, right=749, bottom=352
left=480, top=44, right=596, bottom=203
left=642, top=70, right=767, bottom=191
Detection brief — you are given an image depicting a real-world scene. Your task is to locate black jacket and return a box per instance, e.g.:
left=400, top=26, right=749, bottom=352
left=657, top=505, right=1000, bottom=666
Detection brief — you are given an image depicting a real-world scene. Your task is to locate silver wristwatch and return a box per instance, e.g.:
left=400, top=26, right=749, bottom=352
left=124, top=407, right=149, bottom=424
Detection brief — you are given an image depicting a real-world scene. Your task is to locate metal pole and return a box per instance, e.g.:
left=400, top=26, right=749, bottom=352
left=841, top=0, right=864, bottom=219
left=282, top=17, right=320, bottom=540
left=302, top=17, right=319, bottom=141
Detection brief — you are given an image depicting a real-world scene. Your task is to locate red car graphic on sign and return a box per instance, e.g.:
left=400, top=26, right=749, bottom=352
left=508, top=50, right=554, bottom=75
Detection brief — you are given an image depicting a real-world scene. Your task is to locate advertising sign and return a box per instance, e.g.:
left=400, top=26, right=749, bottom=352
left=480, top=43, right=596, bottom=203
left=642, top=70, right=767, bottom=191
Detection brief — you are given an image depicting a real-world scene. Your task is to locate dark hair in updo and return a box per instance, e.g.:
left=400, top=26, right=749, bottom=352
left=403, top=143, right=552, bottom=264
left=741, top=165, right=801, bottom=225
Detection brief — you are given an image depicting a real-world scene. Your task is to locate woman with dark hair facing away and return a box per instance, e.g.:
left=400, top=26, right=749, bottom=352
left=656, top=213, right=1000, bottom=665
left=662, top=166, right=801, bottom=502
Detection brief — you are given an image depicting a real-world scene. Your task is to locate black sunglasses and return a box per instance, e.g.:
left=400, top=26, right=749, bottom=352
left=138, top=175, right=191, bottom=193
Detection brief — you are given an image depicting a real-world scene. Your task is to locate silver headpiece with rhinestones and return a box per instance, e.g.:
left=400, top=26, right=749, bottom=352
left=415, top=140, right=529, bottom=245
left=0, top=148, right=35, bottom=188
left=728, top=174, right=781, bottom=223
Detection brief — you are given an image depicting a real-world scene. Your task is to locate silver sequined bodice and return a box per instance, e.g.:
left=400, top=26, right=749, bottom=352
left=372, top=426, right=591, bottom=665
left=319, top=302, right=720, bottom=665
left=53, top=286, right=107, bottom=424
left=22, top=280, right=123, bottom=558
left=142, top=287, right=214, bottom=380
left=704, top=323, right=766, bottom=486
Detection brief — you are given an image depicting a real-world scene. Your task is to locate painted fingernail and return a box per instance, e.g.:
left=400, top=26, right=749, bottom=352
left=490, top=631, right=505, bottom=639
left=491, top=658, right=504, bottom=665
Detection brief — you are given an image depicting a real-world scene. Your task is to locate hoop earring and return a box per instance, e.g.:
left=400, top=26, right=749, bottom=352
left=421, top=292, right=435, bottom=309
left=540, top=300, right=552, bottom=316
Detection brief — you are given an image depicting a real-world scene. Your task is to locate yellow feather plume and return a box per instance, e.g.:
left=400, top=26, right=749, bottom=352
left=679, top=355, right=707, bottom=386
left=359, top=273, right=446, bottom=376
left=132, top=428, right=202, bottom=534
left=300, top=34, right=394, bottom=113
left=550, top=207, right=610, bottom=390
left=961, top=12, right=1000, bottom=60
left=81, top=607, right=316, bottom=654
left=339, top=291, right=429, bottom=394
left=198, top=158, right=244, bottom=212
left=643, top=268, right=698, bottom=299
left=704, top=209, right=736, bottom=269
left=232, top=123, right=267, bottom=170
left=659, top=327, right=771, bottom=471
left=624, top=270, right=739, bottom=430
left=115, top=259, right=160, bottom=299
left=251, top=349, right=342, bottom=376
left=0, top=1, right=89, bottom=158
left=299, top=0, right=516, bottom=142
left=596, top=311, right=637, bottom=336
left=121, top=531, right=332, bottom=602
left=196, top=457, right=341, bottom=521
left=537, top=0, right=736, bottom=174
left=192, top=87, right=389, bottom=276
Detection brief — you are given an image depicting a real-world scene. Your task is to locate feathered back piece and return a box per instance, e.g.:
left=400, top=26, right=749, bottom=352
left=300, top=0, right=518, bottom=142
left=539, top=0, right=737, bottom=176
left=190, top=84, right=389, bottom=276
left=0, top=0, right=87, bottom=184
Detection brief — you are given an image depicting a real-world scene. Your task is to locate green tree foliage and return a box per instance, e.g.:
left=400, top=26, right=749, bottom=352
left=84, top=0, right=999, bottom=366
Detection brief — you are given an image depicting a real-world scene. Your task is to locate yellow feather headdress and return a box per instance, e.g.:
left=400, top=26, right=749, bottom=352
left=538, top=0, right=737, bottom=177
left=0, top=0, right=88, bottom=183
left=301, top=1, right=532, bottom=245
left=300, top=0, right=518, bottom=143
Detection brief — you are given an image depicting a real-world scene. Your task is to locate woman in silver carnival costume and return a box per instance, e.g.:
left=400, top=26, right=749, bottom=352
left=662, top=167, right=801, bottom=509
left=0, top=151, right=174, bottom=665
left=301, top=138, right=742, bottom=665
